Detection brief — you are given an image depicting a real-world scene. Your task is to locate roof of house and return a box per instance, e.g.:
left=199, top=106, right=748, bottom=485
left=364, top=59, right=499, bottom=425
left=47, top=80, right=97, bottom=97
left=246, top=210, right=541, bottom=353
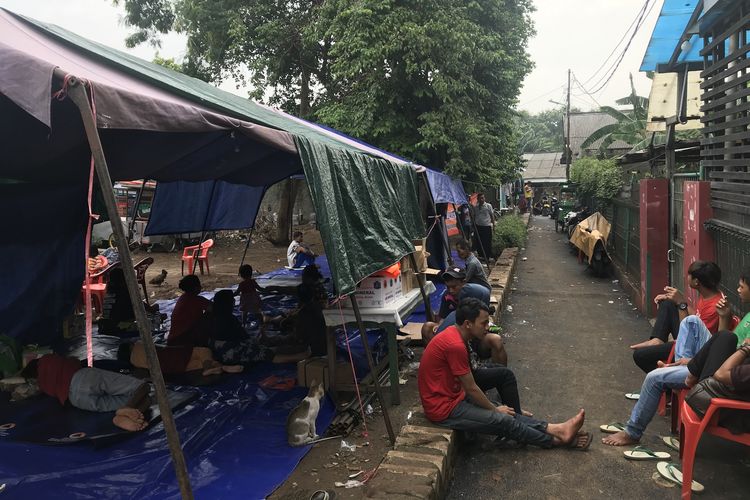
left=563, top=112, right=633, bottom=158
left=521, top=152, right=567, bottom=183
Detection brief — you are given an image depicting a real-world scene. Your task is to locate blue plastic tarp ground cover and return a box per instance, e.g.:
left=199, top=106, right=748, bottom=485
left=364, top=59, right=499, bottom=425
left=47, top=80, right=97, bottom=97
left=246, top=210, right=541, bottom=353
left=641, top=0, right=704, bottom=71
left=0, top=362, right=334, bottom=500
left=145, top=180, right=265, bottom=235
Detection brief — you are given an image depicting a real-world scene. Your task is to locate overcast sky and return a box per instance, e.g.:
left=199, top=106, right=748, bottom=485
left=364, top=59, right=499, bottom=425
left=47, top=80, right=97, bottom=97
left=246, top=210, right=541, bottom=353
left=1, top=0, right=662, bottom=115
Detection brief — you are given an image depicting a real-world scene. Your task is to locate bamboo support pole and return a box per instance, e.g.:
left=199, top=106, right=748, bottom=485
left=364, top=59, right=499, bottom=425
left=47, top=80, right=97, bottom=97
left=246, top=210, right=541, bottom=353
left=66, top=78, right=194, bottom=500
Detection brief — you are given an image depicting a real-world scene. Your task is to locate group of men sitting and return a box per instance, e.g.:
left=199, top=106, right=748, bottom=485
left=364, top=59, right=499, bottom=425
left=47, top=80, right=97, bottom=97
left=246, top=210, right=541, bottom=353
left=417, top=247, right=750, bottom=456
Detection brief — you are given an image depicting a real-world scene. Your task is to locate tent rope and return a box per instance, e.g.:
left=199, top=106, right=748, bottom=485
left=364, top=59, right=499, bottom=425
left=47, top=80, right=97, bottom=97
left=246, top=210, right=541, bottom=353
left=335, top=300, right=369, bottom=439
left=77, top=78, right=100, bottom=368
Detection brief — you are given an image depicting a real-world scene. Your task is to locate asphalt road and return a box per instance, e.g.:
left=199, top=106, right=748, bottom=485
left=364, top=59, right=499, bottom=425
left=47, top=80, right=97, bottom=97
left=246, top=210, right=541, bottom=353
left=447, top=215, right=750, bottom=500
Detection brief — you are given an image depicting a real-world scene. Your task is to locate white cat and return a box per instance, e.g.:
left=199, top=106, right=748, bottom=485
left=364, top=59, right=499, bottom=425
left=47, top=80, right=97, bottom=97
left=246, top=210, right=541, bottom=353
left=287, top=381, right=325, bottom=447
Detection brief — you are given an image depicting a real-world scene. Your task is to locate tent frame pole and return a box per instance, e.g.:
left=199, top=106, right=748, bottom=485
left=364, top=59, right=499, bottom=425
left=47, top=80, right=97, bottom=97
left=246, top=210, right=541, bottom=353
left=191, top=180, right=217, bottom=275
left=128, top=177, right=149, bottom=245
left=409, top=252, right=433, bottom=321
left=349, top=299, right=396, bottom=445
left=239, top=228, right=255, bottom=268
left=66, top=78, right=194, bottom=500
left=420, top=173, right=454, bottom=267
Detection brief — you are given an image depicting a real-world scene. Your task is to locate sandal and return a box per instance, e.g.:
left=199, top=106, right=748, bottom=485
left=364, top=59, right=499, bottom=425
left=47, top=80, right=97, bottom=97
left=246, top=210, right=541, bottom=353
left=661, top=435, right=680, bottom=452
left=623, top=446, right=670, bottom=461
left=310, top=491, right=336, bottom=500
left=599, top=422, right=626, bottom=433
left=567, top=431, right=592, bottom=451
left=656, top=461, right=704, bottom=493
left=625, top=393, right=640, bottom=400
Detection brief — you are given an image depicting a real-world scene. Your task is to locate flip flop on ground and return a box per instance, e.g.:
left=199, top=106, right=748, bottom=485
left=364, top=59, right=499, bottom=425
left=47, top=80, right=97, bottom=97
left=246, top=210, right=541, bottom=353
left=625, top=393, right=640, bottom=400
left=599, top=422, right=627, bottom=433
left=567, top=431, right=593, bottom=451
left=662, top=435, right=680, bottom=452
left=623, top=446, right=670, bottom=461
left=656, top=461, right=704, bottom=493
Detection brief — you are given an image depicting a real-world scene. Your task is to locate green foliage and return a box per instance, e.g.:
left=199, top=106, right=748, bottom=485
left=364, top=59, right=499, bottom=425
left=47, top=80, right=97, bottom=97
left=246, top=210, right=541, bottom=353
left=570, top=157, right=623, bottom=203
left=152, top=54, right=183, bottom=72
left=515, top=106, right=582, bottom=154
left=492, top=215, right=526, bottom=256
left=114, top=0, right=535, bottom=184
left=581, top=74, right=649, bottom=155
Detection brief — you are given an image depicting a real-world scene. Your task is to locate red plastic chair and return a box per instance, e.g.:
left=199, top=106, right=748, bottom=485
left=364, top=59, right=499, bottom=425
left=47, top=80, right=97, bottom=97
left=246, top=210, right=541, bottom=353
left=181, top=239, right=214, bottom=275
left=80, top=259, right=117, bottom=314
left=679, top=397, right=750, bottom=499
left=133, top=257, right=154, bottom=304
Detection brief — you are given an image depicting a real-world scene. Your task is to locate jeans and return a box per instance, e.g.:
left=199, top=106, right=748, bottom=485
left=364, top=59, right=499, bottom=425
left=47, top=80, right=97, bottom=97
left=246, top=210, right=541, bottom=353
left=625, top=366, right=689, bottom=440
left=438, top=399, right=553, bottom=448
left=68, top=367, right=146, bottom=412
left=473, top=366, right=521, bottom=414
left=293, top=253, right=316, bottom=268
left=674, top=316, right=712, bottom=361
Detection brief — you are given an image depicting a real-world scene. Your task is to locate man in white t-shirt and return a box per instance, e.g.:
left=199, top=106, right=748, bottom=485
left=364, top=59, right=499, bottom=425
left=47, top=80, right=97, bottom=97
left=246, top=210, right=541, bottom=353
left=287, top=231, right=316, bottom=268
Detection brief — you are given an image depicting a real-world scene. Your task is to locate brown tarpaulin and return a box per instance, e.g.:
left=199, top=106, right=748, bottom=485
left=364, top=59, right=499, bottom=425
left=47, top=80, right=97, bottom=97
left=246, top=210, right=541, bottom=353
left=569, top=212, right=611, bottom=263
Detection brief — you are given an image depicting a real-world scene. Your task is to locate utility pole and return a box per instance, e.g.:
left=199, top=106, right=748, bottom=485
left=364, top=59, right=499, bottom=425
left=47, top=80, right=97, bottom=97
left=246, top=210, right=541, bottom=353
left=566, top=68, right=571, bottom=181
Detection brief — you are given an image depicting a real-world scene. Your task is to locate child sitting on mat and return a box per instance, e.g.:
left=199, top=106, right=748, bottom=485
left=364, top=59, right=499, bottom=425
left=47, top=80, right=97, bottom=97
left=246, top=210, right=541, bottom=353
left=21, top=354, right=151, bottom=432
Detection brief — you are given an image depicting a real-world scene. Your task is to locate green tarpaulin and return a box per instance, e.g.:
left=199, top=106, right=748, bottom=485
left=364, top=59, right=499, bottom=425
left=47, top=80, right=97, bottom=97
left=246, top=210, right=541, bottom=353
left=0, top=8, right=426, bottom=297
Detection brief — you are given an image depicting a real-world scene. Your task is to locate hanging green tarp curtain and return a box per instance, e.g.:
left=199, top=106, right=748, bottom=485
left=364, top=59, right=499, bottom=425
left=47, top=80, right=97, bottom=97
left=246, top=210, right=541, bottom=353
left=296, top=137, right=425, bottom=296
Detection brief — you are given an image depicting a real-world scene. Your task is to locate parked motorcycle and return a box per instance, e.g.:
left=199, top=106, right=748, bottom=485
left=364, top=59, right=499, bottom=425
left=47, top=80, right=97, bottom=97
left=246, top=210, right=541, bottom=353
left=540, top=196, right=551, bottom=217
left=550, top=197, right=559, bottom=219
left=564, top=206, right=591, bottom=239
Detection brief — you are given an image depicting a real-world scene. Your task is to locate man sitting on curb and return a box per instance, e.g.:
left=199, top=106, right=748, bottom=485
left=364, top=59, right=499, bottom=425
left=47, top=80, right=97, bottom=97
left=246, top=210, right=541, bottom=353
left=603, top=269, right=747, bottom=447
left=418, top=298, right=591, bottom=450
left=422, top=267, right=507, bottom=365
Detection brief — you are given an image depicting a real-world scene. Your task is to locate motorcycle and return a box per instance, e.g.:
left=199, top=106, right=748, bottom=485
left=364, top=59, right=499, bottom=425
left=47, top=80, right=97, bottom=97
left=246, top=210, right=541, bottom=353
left=540, top=196, right=551, bottom=217
left=564, top=206, right=591, bottom=239
left=549, top=197, right=558, bottom=219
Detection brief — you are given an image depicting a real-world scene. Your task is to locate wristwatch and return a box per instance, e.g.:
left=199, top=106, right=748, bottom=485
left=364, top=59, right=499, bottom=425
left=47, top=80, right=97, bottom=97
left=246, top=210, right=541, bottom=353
left=678, top=302, right=688, bottom=311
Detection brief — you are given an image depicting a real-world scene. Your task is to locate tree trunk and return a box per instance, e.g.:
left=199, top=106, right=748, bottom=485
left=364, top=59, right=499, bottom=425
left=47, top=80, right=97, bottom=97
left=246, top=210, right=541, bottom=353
left=271, top=179, right=294, bottom=245
left=300, top=64, right=311, bottom=118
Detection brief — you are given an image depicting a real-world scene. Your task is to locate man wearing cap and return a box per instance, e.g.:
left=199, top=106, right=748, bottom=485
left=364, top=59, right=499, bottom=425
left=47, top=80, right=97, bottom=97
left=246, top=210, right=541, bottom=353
left=422, top=267, right=507, bottom=365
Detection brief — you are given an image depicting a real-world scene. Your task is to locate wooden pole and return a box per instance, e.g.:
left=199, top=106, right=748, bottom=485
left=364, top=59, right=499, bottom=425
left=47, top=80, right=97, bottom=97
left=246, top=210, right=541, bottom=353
left=239, top=228, right=255, bottom=268
left=408, top=252, right=433, bottom=321
left=349, top=299, right=396, bottom=445
left=128, top=178, right=149, bottom=244
left=66, top=78, right=194, bottom=500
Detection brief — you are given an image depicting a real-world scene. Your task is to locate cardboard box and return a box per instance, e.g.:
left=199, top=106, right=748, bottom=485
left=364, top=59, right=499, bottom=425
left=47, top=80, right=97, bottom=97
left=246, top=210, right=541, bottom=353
left=297, top=358, right=356, bottom=388
left=297, top=357, right=329, bottom=388
left=344, top=274, right=403, bottom=308
left=401, top=269, right=426, bottom=294
left=401, top=246, right=429, bottom=274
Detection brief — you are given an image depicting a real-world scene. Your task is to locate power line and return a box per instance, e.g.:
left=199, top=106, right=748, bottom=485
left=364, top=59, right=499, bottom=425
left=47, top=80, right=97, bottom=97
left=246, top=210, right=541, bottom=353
left=579, top=0, right=652, bottom=87
left=571, top=72, right=602, bottom=109
left=517, top=83, right=567, bottom=108
left=584, top=0, right=658, bottom=95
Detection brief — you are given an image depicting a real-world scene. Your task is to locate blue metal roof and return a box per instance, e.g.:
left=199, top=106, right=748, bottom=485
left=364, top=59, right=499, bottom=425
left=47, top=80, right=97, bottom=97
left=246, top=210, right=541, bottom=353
left=640, top=0, right=704, bottom=72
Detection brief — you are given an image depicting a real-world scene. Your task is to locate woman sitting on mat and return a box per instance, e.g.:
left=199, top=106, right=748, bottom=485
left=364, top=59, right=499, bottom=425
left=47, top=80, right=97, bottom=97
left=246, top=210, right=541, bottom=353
left=209, top=290, right=309, bottom=365
left=98, top=268, right=159, bottom=335
left=167, top=275, right=212, bottom=347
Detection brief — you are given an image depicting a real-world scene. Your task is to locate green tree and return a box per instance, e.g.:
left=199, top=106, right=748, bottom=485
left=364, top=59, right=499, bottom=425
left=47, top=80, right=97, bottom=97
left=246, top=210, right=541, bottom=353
left=569, top=157, right=623, bottom=204
left=515, top=107, right=582, bottom=154
left=114, top=0, right=534, bottom=184
left=580, top=74, right=648, bottom=155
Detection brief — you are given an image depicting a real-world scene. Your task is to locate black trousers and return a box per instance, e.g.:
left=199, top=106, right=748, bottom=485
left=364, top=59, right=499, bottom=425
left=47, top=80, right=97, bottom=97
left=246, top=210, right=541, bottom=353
left=473, top=366, right=521, bottom=415
left=687, top=330, right=739, bottom=381
left=474, top=225, right=493, bottom=260
left=633, top=301, right=680, bottom=373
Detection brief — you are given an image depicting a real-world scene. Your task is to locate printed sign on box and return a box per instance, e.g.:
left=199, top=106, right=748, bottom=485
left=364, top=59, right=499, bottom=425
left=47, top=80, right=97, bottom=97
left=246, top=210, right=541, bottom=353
left=344, top=274, right=403, bottom=308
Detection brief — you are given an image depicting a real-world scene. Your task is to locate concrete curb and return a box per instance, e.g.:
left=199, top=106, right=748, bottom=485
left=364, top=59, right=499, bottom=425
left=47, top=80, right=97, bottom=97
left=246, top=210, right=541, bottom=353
left=366, top=216, right=528, bottom=499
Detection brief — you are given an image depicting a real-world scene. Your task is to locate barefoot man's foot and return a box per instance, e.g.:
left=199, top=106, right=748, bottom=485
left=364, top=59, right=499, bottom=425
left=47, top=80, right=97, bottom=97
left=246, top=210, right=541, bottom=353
left=629, top=338, right=664, bottom=350
left=113, top=414, right=147, bottom=432
left=547, top=409, right=585, bottom=446
left=602, top=430, right=639, bottom=446
left=115, top=407, right=145, bottom=424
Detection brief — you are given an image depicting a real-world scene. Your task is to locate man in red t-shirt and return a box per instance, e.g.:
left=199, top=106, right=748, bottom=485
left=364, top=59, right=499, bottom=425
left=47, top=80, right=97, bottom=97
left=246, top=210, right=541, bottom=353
left=417, top=298, right=591, bottom=449
left=630, top=261, right=738, bottom=373
left=22, top=354, right=151, bottom=432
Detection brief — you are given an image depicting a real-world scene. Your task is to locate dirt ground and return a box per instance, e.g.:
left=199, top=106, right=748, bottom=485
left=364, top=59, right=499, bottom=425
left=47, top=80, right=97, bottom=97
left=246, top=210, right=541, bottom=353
left=269, top=360, right=423, bottom=499
left=132, top=225, right=324, bottom=302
